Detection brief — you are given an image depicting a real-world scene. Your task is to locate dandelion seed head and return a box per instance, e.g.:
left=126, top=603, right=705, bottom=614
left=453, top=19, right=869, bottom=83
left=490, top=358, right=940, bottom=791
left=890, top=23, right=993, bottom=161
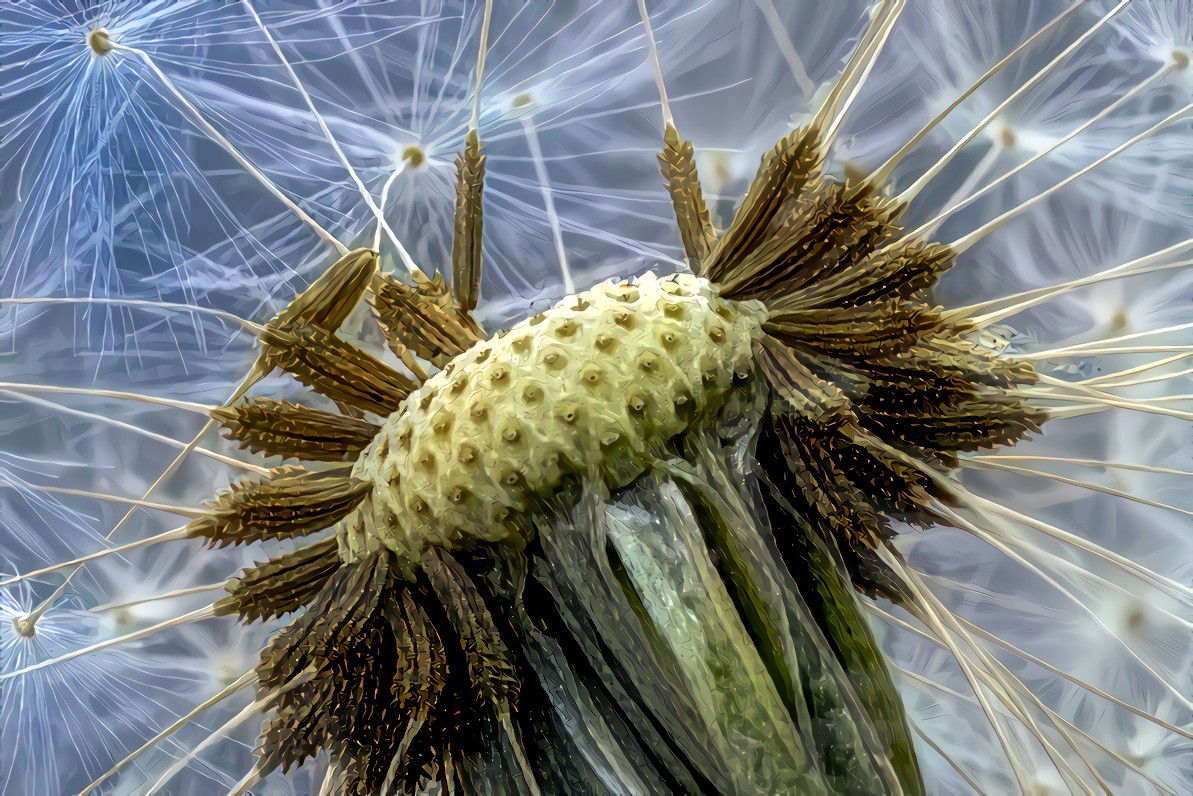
left=1115, top=2, right=1193, bottom=85
left=0, top=575, right=215, bottom=793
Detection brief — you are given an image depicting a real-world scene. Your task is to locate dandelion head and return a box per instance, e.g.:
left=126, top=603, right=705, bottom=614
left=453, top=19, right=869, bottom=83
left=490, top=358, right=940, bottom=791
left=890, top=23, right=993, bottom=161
left=2, top=0, right=1191, bottom=792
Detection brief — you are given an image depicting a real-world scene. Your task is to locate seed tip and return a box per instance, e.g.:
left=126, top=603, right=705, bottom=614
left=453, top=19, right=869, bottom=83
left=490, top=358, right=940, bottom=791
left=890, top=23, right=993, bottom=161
left=87, top=28, right=113, bottom=55
left=12, top=613, right=36, bottom=638
left=402, top=145, right=425, bottom=168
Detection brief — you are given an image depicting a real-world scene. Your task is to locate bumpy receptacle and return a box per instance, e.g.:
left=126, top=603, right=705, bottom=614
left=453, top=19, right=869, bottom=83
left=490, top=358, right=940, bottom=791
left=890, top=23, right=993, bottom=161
left=342, top=272, right=767, bottom=572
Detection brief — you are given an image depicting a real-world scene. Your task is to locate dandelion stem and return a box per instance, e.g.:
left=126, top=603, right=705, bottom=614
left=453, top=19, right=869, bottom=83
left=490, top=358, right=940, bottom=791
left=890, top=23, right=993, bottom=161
left=1078, top=353, right=1193, bottom=386
left=4, top=481, right=205, bottom=518
left=0, top=526, right=191, bottom=588
left=823, top=0, right=906, bottom=146
left=78, top=671, right=257, bottom=795
left=897, top=654, right=1110, bottom=792
left=24, top=369, right=258, bottom=628
left=753, top=0, right=816, bottom=95
left=872, top=0, right=1090, bottom=185
left=0, top=382, right=214, bottom=414
left=909, top=721, right=985, bottom=793
left=964, top=457, right=1193, bottom=518
left=958, top=479, right=1193, bottom=597
left=899, top=0, right=1133, bottom=204
left=240, top=0, right=421, bottom=277
left=227, top=765, right=264, bottom=796
left=521, top=112, right=575, bottom=294
left=1029, top=345, right=1193, bottom=357
left=149, top=669, right=315, bottom=793
left=811, top=0, right=896, bottom=134
left=882, top=609, right=1178, bottom=792
left=876, top=546, right=1037, bottom=792
left=1024, top=379, right=1193, bottom=422
left=637, top=0, right=674, bottom=127
left=949, top=239, right=1193, bottom=326
left=111, top=43, right=347, bottom=256
left=951, top=100, right=1193, bottom=253
left=866, top=426, right=1191, bottom=599
left=0, top=604, right=216, bottom=681
left=91, top=582, right=226, bottom=614
left=471, top=0, right=495, bottom=133
left=869, top=602, right=1192, bottom=739
left=147, top=690, right=265, bottom=794
left=374, top=160, right=408, bottom=253
left=913, top=63, right=1171, bottom=240
left=0, top=297, right=263, bottom=333
left=969, top=453, right=1193, bottom=479
left=0, top=389, right=266, bottom=473
left=1025, top=321, right=1193, bottom=358
left=933, top=501, right=1193, bottom=709
left=1085, top=364, right=1193, bottom=389
left=915, top=144, right=1002, bottom=240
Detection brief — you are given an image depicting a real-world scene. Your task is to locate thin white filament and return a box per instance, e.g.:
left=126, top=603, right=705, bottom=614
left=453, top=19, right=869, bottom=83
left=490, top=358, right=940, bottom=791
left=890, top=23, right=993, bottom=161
left=875, top=546, right=1037, bottom=792
left=856, top=432, right=1193, bottom=688
left=1087, top=364, right=1193, bottom=390
left=240, top=0, right=420, bottom=276
left=637, top=0, right=674, bottom=126
left=1026, top=321, right=1193, bottom=359
left=950, top=239, right=1193, bottom=325
left=110, top=43, right=348, bottom=256
left=521, top=112, right=575, bottom=294
left=24, top=366, right=258, bottom=625
left=868, top=602, right=1192, bottom=740
left=894, top=551, right=1099, bottom=792
left=0, top=526, right=191, bottom=588
left=148, top=693, right=266, bottom=794
left=955, top=483, right=1191, bottom=600
left=374, top=160, right=408, bottom=252
left=965, top=457, right=1193, bottom=519
left=471, top=0, right=495, bottom=132
left=912, top=63, right=1171, bottom=241
left=810, top=0, right=897, bottom=134
left=1081, top=353, right=1193, bottom=387
left=933, top=501, right=1193, bottom=709
left=0, top=604, right=217, bottom=681
left=899, top=0, right=1134, bottom=204
left=0, top=297, right=263, bottom=333
left=909, top=720, right=985, bottom=793
left=148, top=668, right=315, bottom=793
left=91, top=582, right=226, bottom=615
left=5, top=481, right=205, bottom=518
left=78, top=671, right=257, bottom=795
left=754, top=0, right=816, bottom=95
left=880, top=609, right=1176, bottom=792
left=0, top=389, right=266, bottom=473
left=0, top=382, right=213, bottom=414
left=823, top=0, right=906, bottom=146
left=951, top=100, right=1193, bottom=253
left=870, top=0, right=1090, bottom=185
left=970, top=453, right=1193, bottom=480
